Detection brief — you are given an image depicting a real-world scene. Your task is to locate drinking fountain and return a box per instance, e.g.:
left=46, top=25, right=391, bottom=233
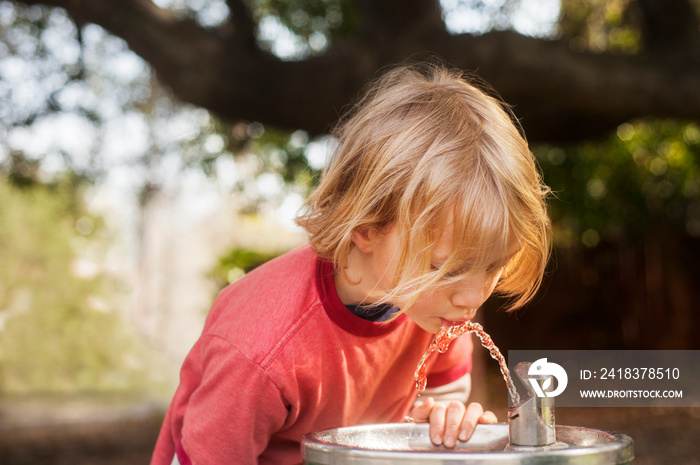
left=301, top=361, right=634, bottom=464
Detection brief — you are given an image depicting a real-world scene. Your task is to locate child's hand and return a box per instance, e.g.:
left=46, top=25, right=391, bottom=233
left=408, top=397, right=497, bottom=448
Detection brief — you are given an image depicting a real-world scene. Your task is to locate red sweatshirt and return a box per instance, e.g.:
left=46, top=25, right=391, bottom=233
left=151, top=245, right=471, bottom=465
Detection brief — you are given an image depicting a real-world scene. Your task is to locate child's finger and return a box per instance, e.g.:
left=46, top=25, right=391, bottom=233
left=428, top=401, right=447, bottom=445
left=458, top=402, right=484, bottom=441
left=478, top=410, right=498, bottom=424
left=442, top=401, right=466, bottom=448
left=407, top=397, right=435, bottom=422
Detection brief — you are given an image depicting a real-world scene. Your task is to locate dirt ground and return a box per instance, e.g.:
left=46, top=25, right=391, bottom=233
left=0, top=397, right=164, bottom=465
left=0, top=397, right=698, bottom=464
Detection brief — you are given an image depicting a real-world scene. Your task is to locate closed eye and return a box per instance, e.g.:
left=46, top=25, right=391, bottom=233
left=431, top=262, right=472, bottom=279
left=432, top=259, right=506, bottom=278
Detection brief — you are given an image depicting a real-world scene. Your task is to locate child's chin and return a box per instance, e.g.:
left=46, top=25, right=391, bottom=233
left=412, top=319, right=440, bottom=334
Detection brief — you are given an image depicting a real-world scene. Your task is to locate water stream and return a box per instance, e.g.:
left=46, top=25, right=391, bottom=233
left=414, top=322, right=520, bottom=405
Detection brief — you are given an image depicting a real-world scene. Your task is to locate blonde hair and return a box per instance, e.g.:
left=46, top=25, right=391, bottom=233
left=296, top=62, right=551, bottom=312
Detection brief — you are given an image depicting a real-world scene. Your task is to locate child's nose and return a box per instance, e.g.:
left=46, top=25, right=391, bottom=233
left=450, top=284, right=488, bottom=310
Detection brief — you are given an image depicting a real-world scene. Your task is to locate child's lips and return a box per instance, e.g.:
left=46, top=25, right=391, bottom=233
left=440, top=318, right=470, bottom=327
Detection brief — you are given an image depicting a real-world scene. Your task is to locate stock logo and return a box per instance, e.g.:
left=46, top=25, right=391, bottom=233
left=527, top=358, right=568, bottom=398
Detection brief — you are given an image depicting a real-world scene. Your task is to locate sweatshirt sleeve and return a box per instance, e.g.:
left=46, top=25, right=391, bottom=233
left=415, top=373, right=471, bottom=406
left=179, top=334, right=288, bottom=465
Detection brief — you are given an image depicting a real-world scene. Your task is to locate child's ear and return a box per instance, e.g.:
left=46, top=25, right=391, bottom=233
left=351, top=227, right=375, bottom=253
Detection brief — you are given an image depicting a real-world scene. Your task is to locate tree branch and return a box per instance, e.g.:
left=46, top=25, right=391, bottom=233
left=635, top=0, right=700, bottom=56
left=433, top=31, right=700, bottom=141
left=225, top=0, right=257, bottom=49
left=354, top=0, right=445, bottom=37
left=14, top=0, right=700, bottom=142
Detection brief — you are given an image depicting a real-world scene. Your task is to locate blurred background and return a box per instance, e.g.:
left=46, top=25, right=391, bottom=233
left=0, top=0, right=698, bottom=463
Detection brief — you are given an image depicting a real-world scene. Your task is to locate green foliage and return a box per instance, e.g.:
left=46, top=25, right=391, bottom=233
left=209, top=246, right=284, bottom=291
left=252, top=0, right=357, bottom=54
left=0, top=176, right=158, bottom=395
left=197, top=120, right=322, bottom=214
left=559, top=0, right=642, bottom=53
left=535, top=120, right=700, bottom=248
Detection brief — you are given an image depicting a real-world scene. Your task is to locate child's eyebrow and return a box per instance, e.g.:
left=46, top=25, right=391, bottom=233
left=431, top=250, right=518, bottom=273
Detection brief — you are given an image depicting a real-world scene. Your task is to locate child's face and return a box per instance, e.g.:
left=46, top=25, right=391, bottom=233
left=359, top=219, right=510, bottom=334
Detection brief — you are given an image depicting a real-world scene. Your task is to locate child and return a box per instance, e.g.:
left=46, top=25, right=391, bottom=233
left=151, top=62, right=551, bottom=465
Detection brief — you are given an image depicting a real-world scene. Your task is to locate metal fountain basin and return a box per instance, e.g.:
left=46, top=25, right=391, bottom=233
left=301, top=422, right=634, bottom=464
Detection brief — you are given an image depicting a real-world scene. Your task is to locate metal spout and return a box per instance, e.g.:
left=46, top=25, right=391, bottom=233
left=508, top=361, right=556, bottom=447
